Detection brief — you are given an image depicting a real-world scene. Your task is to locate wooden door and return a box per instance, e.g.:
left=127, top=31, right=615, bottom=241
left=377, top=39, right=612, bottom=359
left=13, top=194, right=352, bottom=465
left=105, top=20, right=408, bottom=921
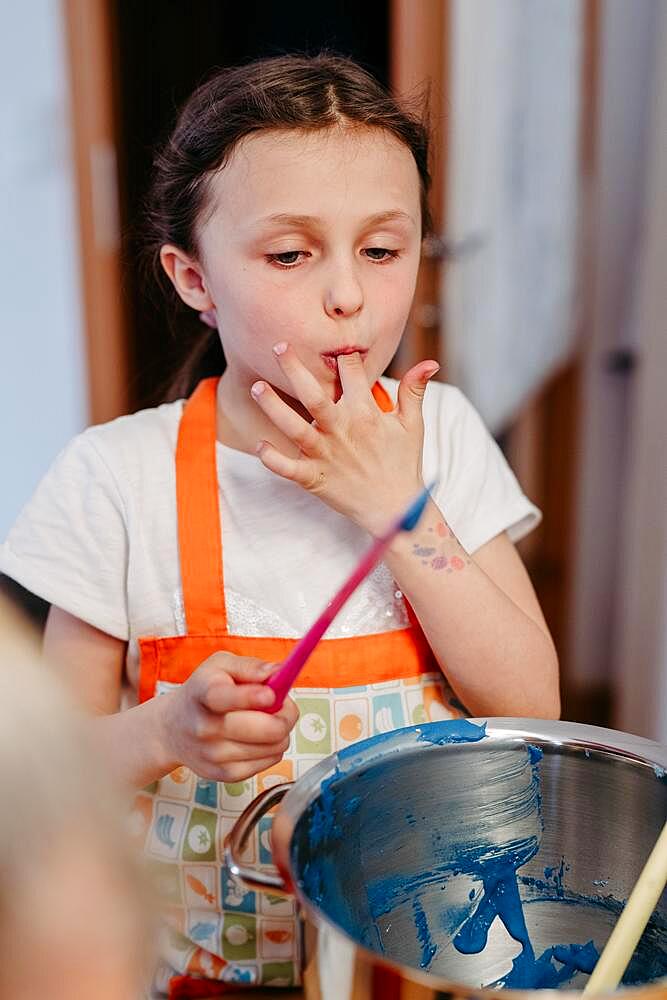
left=389, top=0, right=449, bottom=375
left=63, top=0, right=128, bottom=423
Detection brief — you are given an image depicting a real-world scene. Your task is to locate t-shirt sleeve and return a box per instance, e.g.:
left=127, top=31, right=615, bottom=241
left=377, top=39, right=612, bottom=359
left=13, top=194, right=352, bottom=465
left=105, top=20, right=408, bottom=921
left=424, top=384, right=542, bottom=554
left=0, top=431, right=130, bottom=639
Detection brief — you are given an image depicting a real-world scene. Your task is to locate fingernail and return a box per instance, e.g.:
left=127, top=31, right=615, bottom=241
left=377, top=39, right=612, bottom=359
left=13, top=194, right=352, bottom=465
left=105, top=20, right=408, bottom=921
left=250, top=381, right=266, bottom=398
left=272, top=342, right=288, bottom=356
left=255, top=688, right=275, bottom=706
left=424, top=364, right=440, bottom=379
left=255, top=440, right=265, bottom=454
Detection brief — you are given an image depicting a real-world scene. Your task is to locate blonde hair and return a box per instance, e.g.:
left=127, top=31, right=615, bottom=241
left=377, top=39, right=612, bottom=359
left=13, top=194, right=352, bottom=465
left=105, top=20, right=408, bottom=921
left=0, top=598, right=151, bottom=993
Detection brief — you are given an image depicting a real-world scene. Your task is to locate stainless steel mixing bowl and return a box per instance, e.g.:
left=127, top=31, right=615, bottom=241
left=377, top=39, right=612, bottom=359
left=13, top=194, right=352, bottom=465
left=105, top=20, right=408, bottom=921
left=226, top=718, right=667, bottom=998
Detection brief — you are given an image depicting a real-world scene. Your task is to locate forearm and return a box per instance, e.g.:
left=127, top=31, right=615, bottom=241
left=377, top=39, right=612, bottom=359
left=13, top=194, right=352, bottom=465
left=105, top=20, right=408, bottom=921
left=384, top=498, right=560, bottom=718
left=43, top=608, right=177, bottom=789
left=88, top=694, right=179, bottom=791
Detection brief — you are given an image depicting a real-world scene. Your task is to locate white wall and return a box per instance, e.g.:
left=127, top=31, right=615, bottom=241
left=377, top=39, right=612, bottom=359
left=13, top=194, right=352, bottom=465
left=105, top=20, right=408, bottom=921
left=0, top=2, right=87, bottom=540
left=613, top=1, right=667, bottom=742
left=568, top=0, right=660, bottom=697
left=444, top=0, right=581, bottom=435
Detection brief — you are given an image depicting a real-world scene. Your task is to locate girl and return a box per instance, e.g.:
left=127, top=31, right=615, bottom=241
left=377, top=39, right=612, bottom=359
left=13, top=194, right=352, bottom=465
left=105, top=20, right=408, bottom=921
left=0, top=53, right=559, bottom=995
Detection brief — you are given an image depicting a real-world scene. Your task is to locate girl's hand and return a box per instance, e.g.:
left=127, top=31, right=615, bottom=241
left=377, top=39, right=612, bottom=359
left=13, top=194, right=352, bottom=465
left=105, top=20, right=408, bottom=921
left=252, top=344, right=440, bottom=536
left=159, top=652, right=298, bottom=782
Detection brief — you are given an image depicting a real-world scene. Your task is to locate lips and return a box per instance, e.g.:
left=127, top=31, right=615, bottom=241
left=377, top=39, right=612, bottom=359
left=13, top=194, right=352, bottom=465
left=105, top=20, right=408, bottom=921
left=321, top=346, right=368, bottom=373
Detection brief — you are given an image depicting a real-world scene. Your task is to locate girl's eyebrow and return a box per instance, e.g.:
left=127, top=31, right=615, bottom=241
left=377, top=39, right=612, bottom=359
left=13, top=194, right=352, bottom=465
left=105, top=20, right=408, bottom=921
left=252, top=210, right=416, bottom=232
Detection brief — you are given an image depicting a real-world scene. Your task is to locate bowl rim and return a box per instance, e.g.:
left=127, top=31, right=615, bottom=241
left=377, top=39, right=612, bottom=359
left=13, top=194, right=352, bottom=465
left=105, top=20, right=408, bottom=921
left=279, top=717, right=667, bottom=823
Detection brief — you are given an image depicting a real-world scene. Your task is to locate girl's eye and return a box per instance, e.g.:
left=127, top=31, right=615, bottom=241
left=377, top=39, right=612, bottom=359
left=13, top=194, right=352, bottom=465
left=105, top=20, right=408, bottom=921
left=266, top=248, right=400, bottom=268
left=363, top=247, right=400, bottom=262
left=266, top=250, right=309, bottom=268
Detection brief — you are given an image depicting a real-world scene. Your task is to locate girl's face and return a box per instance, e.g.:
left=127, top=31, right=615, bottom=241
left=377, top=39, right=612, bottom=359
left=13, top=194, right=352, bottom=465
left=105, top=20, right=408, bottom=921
left=193, top=125, right=423, bottom=400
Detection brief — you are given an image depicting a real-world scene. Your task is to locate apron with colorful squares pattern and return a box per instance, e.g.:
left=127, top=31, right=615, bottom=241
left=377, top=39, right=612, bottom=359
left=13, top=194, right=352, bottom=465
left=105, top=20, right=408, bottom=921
left=131, top=377, right=462, bottom=997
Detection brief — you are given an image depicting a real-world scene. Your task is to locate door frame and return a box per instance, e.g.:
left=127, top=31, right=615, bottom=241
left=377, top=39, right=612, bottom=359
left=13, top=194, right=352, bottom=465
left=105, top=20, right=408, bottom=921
left=63, top=0, right=128, bottom=423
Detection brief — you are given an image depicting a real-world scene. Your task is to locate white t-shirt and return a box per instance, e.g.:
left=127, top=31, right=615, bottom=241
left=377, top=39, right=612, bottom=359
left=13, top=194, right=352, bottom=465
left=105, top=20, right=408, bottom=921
left=0, top=377, right=540, bottom=700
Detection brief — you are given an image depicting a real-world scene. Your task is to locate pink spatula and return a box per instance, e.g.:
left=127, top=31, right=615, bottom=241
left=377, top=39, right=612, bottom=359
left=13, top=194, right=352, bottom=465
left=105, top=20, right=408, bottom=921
left=263, top=482, right=435, bottom=713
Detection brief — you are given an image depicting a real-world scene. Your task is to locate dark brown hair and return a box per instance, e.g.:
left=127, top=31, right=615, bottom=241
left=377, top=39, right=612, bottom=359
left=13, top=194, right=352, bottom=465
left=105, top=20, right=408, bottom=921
left=141, top=52, right=433, bottom=400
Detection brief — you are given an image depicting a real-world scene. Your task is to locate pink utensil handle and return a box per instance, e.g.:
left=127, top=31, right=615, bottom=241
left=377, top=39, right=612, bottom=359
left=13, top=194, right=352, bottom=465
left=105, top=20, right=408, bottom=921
left=263, top=534, right=388, bottom=713
left=261, top=482, right=435, bottom=714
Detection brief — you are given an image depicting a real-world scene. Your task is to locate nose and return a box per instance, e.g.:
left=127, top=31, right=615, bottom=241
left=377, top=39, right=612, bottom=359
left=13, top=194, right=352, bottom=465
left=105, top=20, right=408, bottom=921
left=323, top=257, right=364, bottom=319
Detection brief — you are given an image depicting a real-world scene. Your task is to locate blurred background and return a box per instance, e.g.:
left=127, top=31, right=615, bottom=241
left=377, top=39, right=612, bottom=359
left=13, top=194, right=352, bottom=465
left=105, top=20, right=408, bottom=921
left=1, top=0, right=665, bottom=741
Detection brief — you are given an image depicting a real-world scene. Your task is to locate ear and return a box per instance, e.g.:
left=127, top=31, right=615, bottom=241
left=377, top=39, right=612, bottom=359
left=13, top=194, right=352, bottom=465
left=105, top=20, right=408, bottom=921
left=159, top=244, right=214, bottom=312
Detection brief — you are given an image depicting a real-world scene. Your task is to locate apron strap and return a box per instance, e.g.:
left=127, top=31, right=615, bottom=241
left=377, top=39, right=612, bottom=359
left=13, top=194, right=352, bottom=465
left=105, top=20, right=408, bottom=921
left=176, top=377, right=227, bottom=635
left=176, top=376, right=394, bottom=636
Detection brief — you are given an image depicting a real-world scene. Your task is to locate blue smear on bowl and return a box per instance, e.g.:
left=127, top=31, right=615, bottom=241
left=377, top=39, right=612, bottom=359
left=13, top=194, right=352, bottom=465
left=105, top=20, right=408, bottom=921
left=292, top=722, right=667, bottom=990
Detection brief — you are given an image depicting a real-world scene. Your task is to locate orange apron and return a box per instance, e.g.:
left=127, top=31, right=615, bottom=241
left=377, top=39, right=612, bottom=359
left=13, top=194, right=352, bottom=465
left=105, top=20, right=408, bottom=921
left=132, top=377, right=461, bottom=997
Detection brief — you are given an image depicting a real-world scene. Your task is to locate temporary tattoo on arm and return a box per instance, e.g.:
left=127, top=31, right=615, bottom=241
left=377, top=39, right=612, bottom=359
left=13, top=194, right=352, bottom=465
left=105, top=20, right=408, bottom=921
left=413, top=545, right=437, bottom=557
left=412, top=521, right=472, bottom=573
